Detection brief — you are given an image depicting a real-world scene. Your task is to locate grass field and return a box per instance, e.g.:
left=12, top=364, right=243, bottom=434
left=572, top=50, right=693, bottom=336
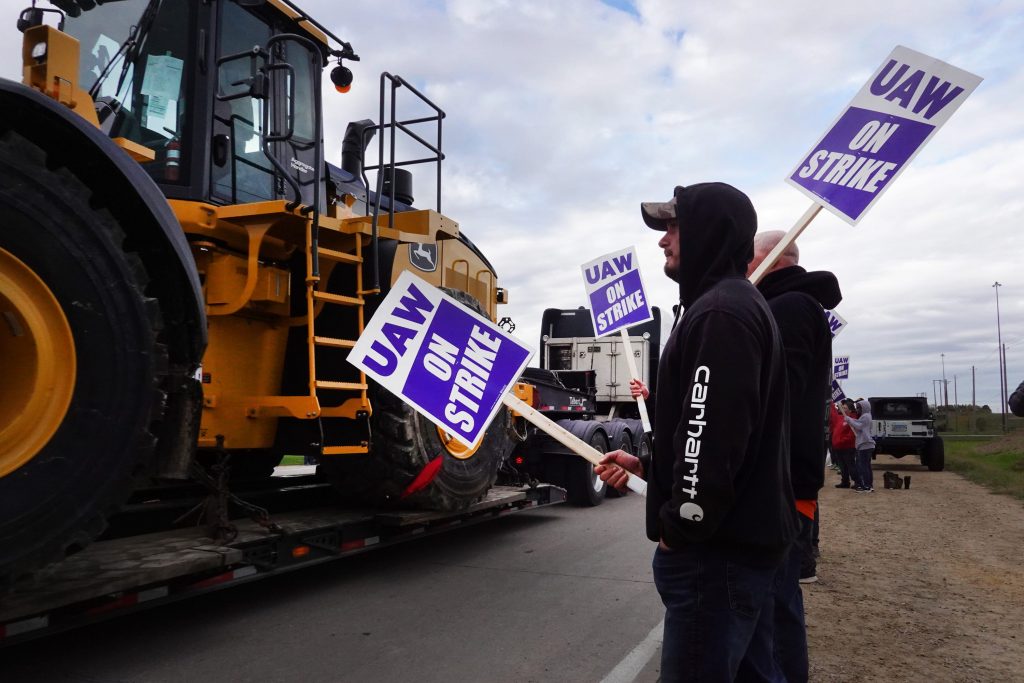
left=944, top=434, right=1024, bottom=501
left=279, top=455, right=305, bottom=466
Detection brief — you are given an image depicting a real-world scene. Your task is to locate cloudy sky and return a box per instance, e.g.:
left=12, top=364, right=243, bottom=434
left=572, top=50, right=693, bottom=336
left=2, top=0, right=1022, bottom=410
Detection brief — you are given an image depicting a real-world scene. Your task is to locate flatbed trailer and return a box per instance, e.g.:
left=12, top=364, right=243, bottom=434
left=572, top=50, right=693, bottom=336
left=0, top=481, right=564, bottom=646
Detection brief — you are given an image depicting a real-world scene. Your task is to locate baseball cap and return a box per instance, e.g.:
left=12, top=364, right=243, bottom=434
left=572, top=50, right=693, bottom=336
left=640, top=195, right=677, bottom=231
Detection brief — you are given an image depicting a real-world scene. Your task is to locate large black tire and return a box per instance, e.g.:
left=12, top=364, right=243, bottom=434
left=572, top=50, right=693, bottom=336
left=603, top=420, right=633, bottom=499
left=564, top=421, right=609, bottom=507
left=321, top=289, right=515, bottom=510
left=925, top=436, right=945, bottom=471
left=0, top=131, right=167, bottom=583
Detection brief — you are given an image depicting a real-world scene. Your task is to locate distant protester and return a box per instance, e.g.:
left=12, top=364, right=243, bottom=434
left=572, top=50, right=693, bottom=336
left=830, top=400, right=857, bottom=488
left=842, top=399, right=875, bottom=492
left=1010, top=380, right=1024, bottom=417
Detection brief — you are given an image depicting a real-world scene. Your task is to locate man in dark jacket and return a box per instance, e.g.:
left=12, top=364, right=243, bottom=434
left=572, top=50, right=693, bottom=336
left=597, top=183, right=798, bottom=682
left=1010, top=380, right=1024, bottom=417
left=747, top=230, right=842, bottom=683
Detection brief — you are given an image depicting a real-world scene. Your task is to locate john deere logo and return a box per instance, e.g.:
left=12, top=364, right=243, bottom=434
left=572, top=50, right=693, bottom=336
left=409, top=243, right=437, bottom=272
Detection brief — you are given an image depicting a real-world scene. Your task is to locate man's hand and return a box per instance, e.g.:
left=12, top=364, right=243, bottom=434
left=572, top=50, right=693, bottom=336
left=595, top=449, right=644, bottom=492
left=629, top=379, right=650, bottom=400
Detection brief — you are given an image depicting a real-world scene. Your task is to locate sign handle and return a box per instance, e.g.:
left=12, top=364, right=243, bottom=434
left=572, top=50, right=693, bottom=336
left=502, top=393, right=648, bottom=496
left=619, top=328, right=652, bottom=433
left=748, top=202, right=823, bottom=284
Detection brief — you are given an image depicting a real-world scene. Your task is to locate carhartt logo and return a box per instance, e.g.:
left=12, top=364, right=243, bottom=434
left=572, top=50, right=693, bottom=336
left=680, top=365, right=709, bottom=518
left=679, top=502, right=704, bottom=521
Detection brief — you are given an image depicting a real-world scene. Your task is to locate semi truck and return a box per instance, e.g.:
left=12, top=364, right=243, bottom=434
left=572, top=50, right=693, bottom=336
left=497, top=307, right=661, bottom=506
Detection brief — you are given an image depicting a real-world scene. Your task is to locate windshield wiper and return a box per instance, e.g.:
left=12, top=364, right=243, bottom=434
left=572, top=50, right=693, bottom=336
left=86, top=0, right=163, bottom=100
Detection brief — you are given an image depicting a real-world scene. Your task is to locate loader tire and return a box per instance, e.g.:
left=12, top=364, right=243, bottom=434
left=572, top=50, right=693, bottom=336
left=0, top=131, right=167, bottom=584
left=321, top=289, right=515, bottom=510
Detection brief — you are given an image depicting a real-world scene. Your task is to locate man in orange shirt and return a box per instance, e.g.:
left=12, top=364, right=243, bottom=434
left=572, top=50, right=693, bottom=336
left=747, top=231, right=842, bottom=683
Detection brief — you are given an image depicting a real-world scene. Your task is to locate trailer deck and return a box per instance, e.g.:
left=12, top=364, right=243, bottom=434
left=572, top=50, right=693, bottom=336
left=0, top=484, right=564, bottom=645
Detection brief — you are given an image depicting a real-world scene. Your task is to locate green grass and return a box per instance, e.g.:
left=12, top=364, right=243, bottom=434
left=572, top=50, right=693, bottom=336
left=278, top=455, right=305, bottom=466
left=944, top=437, right=1024, bottom=501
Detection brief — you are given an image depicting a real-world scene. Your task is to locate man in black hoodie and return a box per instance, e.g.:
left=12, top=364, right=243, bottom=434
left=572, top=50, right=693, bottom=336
left=596, top=183, right=798, bottom=682
left=747, top=230, right=842, bottom=683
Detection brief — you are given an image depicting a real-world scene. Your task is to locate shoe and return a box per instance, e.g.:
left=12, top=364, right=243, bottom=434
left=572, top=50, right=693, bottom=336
left=866, top=488, right=875, bottom=493
left=799, top=575, right=818, bottom=584
left=835, top=483, right=850, bottom=488
left=854, top=487, right=868, bottom=492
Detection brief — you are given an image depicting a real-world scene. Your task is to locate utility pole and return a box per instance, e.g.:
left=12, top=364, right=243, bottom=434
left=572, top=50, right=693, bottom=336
left=994, top=282, right=1006, bottom=432
left=1003, top=343, right=1010, bottom=424
left=972, top=365, right=976, bottom=407
left=954, top=375, right=959, bottom=431
left=941, top=353, right=948, bottom=406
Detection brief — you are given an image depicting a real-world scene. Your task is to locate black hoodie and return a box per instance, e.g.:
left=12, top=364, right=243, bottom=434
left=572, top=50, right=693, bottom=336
left=756, top=266, right=842, bottom=500
left=647, top=183, right=798, bottom=561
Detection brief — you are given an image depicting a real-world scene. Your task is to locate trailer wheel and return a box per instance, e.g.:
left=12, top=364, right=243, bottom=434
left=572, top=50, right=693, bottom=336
left=0, top=131, right=167, bottom=583
left=603, top=420, right=633, bottom=498
left=925, top=436, right=945, bottom=472
left=564, top=421, right=609, bottom=507
left=321, top=289, right=514, bottom=510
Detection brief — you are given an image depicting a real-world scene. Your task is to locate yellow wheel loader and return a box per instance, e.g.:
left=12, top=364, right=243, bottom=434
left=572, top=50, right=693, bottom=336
left=0, top=0, right=512, bottom=584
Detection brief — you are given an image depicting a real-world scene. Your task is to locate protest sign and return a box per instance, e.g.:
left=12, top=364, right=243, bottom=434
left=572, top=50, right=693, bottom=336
left=348, top=271, right=533, bottom=448
left=831, top=379, right=847, bottom=403
left=834, top=356, right=850, bottom=380
left=581, top=247, right=654, bottom=432
left=825, top=309, right=847, bottom=338
left=751, top=47, right=982, bottom=285
left=787, top=45, right=982, bottom=225
left=581, top=247, right=654, bottom=338
left=349, top=273, right=649, bottom=495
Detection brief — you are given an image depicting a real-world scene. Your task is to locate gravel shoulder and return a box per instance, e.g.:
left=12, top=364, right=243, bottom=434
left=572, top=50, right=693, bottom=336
left=807, top=454, right=1024, bottom=682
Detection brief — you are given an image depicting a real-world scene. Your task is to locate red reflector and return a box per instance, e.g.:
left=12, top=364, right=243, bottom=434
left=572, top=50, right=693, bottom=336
left=292, top=545, right=311, bottom=558
left=340, top=539, right=365, bottom=551
left=86, top=593, right=139, bottom=616
left=514, top=456, right=524, bottom=465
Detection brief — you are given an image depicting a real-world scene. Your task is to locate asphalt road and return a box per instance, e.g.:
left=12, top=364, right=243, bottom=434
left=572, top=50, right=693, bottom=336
left=0, top=494, right=666, bottom=683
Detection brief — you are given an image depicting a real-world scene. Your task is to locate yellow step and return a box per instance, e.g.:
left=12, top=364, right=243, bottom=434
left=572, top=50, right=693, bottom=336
left=322, top=445, right=370, bottom=455
left=314, top=336, right=357, bottom=349
left=313, top=291, right=363, bottom=306
left=316, top=380, right=368, bottom=391
left=318, top=247, right=362, bottom=264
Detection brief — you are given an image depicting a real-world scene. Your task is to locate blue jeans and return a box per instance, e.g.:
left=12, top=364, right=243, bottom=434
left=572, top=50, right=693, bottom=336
left=773, top=515, right=813, bottom=682
left=856, top=446, right=875, bottom=489
left=653, top=545, right=786, bottom=682
left=834, top=448, right=856, bottom=485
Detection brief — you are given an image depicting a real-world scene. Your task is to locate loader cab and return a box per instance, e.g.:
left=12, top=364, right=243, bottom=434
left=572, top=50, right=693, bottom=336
left=60, top=0, right=334, bottom=208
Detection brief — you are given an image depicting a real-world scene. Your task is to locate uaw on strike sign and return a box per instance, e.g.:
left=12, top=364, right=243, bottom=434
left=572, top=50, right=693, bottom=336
left=788, top=46, right=982, bottom=224
left=581, top=247, right=654, bottom=337
left=348, top=271, right=532, bottom=448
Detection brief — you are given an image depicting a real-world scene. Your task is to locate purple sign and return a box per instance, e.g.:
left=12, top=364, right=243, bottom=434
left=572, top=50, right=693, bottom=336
left=831, top=379, right=846, bottom=403
left=404, top=299, right=530, bottom=443
left=581, top=247, right=654, bottom=337
left=348, top=271, right=533, bottom=448
left=787, top=46, right=982, bottom=225
left=791, top=108, right=932, bottom=222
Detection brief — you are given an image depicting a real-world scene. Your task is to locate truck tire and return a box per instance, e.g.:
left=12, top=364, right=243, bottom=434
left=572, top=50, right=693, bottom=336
left=563, top=420, right=609, bottom=507
left=321, top=289, right=514, bottom=510
left=0, top=130, right=167, bottom=583
left=925, top=436, right=945, bottom=472
left=603, top=420, right=633, bottom=498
